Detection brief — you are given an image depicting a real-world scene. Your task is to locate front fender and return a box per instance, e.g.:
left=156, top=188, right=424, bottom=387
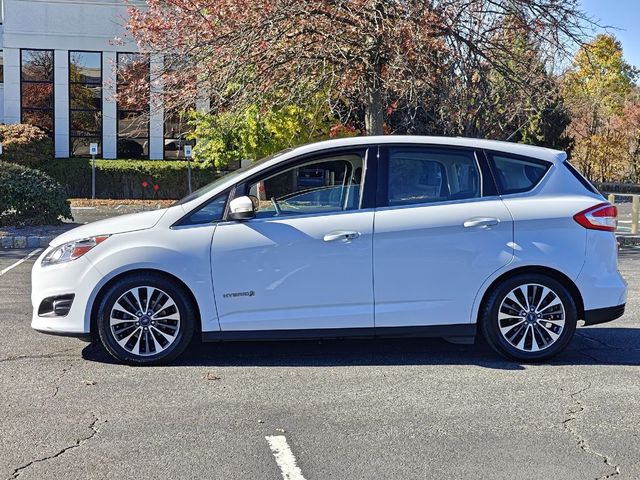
left=83, top=225, right=219, bottom=333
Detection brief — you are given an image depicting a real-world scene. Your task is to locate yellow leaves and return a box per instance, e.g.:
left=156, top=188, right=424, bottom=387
left=564, top=34, right=640, bottom=182
left=189, top=92, right=337, bottom=169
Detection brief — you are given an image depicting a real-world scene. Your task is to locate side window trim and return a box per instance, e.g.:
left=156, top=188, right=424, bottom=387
left=484, top=149, right=552, bottom=195
left=377, top=144, right=489, bottom=208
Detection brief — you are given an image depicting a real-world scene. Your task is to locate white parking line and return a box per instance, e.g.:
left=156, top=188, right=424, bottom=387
left=0, top=249, right=42, bottom=277
left=265, top=435, right=307, bottom=480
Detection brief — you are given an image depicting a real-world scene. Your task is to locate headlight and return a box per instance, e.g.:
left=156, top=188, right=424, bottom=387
left=41, top=235, right=110, bottom=266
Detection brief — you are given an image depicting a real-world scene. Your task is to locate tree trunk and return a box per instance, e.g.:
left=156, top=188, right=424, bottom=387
left=365, top=85, right=384, bottom=135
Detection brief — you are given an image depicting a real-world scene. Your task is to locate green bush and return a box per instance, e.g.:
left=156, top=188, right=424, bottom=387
left=0, top=162, right=72, bottom=226
left=43, top=158, right=223, bottom=199
left=0, top=124, right=54, bottom=168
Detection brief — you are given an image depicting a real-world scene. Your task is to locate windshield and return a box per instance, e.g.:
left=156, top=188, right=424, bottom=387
left=173, top=149, right=293, bottom=205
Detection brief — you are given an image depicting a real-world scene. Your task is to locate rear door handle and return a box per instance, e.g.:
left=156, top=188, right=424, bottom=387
left=463, top=217, right=499, bottom=228
left=323, top=230, right=361, bottom=242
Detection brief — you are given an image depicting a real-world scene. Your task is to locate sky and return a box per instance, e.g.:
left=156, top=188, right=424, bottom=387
left=580, top=0, right=640, bottom=68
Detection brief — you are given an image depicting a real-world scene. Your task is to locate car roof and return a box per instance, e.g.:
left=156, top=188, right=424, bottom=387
left=282, top=136, right=567, bottom=164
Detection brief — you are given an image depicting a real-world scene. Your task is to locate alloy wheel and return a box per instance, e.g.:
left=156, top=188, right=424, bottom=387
left=497, top=283, right=565, bottom=353
left=109, top=286, right=181, bottom=356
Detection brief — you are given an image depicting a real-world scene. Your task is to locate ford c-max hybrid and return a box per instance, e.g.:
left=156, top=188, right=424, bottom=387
left=31, top=136, right=627, bottom=364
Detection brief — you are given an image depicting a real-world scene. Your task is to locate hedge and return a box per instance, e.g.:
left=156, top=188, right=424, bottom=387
left=42, top=158, right=224, bottom=199
left=0, top=162, right=71, bottom=226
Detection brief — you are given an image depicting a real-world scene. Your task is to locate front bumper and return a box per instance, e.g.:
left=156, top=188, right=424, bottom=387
left=583, top=304, right=626, bottom=326
left=31, top=249, right=103, bottom=336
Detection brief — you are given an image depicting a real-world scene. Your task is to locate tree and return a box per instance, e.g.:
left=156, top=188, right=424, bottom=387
left=189, top=94, right=352, bottom=168
left=617, top=89, right=640, bottom=183
left=126, top=0, right=594, bottom=136
left=563, top=34, right=638, bottom=181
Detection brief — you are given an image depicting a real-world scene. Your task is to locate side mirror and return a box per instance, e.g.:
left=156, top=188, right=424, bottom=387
left=229, top=195, right=257, bottom=221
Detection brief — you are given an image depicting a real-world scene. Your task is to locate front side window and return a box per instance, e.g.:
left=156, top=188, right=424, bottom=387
left=21, top=49, right=54, bottom=137
left=181, top=192, right=229, bottom=225
left=387, top=147, right=481, bottom=206
left=248, top=153, right=364, bottom=218
left=489, top=154, right=550, bottom=195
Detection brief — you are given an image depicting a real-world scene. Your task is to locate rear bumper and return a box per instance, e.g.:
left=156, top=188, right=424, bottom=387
left=583, top=304, right=625, bottom=326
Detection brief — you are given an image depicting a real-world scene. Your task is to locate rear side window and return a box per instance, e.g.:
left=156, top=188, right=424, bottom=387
left=488, top=153, right=550, bottom=194
left=387, top=147, right=481, bottom=206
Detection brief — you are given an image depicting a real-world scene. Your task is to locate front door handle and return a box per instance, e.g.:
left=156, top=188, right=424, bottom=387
left=463, top=217, right=499, bottom=228
left=323, top=230, right=361, bottom=242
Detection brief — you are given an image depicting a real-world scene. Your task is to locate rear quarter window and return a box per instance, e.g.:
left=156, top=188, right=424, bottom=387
left=488, top=153, right=551, bottom=194
left=563, top=160, right=601, bottom=195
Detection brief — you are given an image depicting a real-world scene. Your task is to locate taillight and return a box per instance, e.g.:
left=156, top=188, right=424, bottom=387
left=573, top=203, right=618, bottom=232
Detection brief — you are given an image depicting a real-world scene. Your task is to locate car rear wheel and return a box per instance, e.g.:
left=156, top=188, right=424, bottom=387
left=96, top=273, right=196, bottom=365
left=480, top=274, right=577, bottom=362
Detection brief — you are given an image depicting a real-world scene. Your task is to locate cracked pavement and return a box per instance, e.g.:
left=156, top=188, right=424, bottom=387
left=1, top=248, right=639, bottom=479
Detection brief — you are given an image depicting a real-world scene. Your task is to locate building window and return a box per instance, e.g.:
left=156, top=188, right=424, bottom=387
left=117, top=53, right=149, bottom=159
left=69, top=51, right=102, bottom=157
left=20, top=49, right=54, bottom=137
left=164, top=109, right=194, bottom=159
left=0, top=50, right=4, bottom=83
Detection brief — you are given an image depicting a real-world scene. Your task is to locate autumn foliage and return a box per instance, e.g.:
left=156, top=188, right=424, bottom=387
left=126, top=0, right=591, bottom=135
left=121, top=1, right=640, bottom=183
left=563, top=34, right=640, bottom=183
left=0, top=123, right=54, bottom=168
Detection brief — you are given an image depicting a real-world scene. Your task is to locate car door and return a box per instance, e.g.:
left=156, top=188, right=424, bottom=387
left=211, top=148, right=375, bottom=332
left=373, top=145, right=514, bottom=328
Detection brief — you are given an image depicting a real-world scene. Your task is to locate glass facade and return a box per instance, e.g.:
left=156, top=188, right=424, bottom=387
left=69, top=51, right=102, bottom=157
left=162, top=54, right=194, bottom=159
left=164, top=109, right=194, bottom=159
left=117, top=53, right=149, bottom=159
left=20, top=49, right=54, bottom=137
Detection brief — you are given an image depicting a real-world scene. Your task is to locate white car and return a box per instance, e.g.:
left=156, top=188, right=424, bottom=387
left=31, top=136, right=627, bottom=365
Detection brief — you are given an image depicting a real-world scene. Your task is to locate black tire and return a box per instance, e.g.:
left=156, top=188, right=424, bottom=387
left=480, top=273, right=577, bottom=362
left=96, top=273, right=196, bottom=365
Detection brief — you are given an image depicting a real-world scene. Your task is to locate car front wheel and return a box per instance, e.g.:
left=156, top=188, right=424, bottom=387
left=480, top=274, right=577, bottom=362
left=96, top=273, right=196, bottom=365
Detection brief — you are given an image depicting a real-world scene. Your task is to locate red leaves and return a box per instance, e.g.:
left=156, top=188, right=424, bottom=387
left=386, top=100, right=399, bottom=116
left=329, top=122, right=358, bottom=138
left=124, top=0, right=592, bottom=136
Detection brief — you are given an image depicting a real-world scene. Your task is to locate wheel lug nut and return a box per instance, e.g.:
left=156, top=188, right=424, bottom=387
left=136, top=312, right=142, bottom=317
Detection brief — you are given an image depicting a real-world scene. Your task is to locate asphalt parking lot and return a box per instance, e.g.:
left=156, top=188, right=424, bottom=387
left=1, top=248, right=639, bottom=480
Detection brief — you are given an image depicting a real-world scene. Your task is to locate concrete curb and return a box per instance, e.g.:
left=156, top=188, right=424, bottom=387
left=1, top=235, right=55, bottom=249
